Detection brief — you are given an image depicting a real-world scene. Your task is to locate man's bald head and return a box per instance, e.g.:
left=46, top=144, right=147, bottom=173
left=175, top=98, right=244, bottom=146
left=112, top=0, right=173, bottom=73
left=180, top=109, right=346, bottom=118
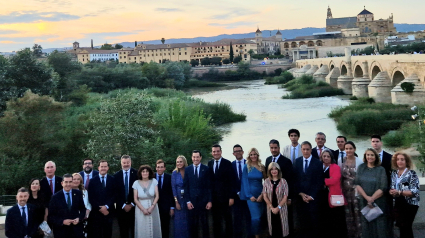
left=44, top=161, right=57, bottom=178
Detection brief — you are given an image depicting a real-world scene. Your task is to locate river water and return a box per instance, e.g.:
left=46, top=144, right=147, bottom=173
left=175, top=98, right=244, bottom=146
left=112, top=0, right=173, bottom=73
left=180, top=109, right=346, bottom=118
left=192, top=79, right=396, bottom=163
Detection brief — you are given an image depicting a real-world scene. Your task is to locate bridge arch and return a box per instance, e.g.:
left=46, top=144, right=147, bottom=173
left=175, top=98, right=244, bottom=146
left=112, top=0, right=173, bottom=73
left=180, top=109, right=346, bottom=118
left=341, top=64, right=348, bottom=75
left=391, top=69, right=406, bottom=86
left=369, top=61, right=383, bottom=80
left=354, top=65, right=364, bottom=77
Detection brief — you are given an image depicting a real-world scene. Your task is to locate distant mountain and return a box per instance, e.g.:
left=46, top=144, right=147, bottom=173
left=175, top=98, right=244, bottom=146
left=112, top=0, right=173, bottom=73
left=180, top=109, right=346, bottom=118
left=42, top=24, right=425, bottom=53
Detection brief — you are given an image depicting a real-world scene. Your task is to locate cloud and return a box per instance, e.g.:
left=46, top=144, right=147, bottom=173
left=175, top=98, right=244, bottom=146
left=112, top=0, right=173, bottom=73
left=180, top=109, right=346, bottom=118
left=84, top=6, right=125, bottom=17
left=0, top=40, right=17, bottom=44
left=209, top=9, right=259, bottom=20
left=209, top=21, right=255, bottom=29
left=0, top=29, right=20, bottom=34
left=155, top=8, right=183, bottom=12
left=0, top=11, right=80, bottom=24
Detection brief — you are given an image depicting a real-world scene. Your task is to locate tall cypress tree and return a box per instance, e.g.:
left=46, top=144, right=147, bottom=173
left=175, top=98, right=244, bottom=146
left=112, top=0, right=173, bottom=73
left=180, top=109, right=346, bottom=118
left=229, top=42, right=234, bottom=62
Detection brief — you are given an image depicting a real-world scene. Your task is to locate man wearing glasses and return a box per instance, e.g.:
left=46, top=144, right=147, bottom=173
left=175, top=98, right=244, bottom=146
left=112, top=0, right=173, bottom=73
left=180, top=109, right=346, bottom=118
left=79, top=158, right=99, bottom=191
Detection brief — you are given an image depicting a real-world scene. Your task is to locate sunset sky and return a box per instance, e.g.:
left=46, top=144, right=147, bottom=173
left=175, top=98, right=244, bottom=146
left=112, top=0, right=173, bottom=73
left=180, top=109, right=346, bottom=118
left=1, top=0, right=424, bottom=52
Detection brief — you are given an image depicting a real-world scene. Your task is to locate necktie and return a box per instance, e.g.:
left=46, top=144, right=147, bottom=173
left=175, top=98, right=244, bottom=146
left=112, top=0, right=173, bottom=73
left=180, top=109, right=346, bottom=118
left=124, top=171, right=129, bottom=199
left=340, top=151, right=344, bottom=164
left=195, top=165, right=199, bottom=178
left=66, top=192, right=72, bottom=211
left=85, top=175, right=90, bottom=190
left=272, top=157, right=276, bottom=163
left=21, top=207, right=27, bottom=226
left=215, top=160, right=219, bottom=174
left=158, top=175, right=162, bottom=190
left=238, top=161, right=242, bottom=180
left=101, top=176, right=106, bottom=188
left=292, top=147, right=296, bottom=162
left=49, top=179, right=53, bottom=194
left=319, top=148, right=322, bottom=156
left=304, top=159, right=309, bottom=173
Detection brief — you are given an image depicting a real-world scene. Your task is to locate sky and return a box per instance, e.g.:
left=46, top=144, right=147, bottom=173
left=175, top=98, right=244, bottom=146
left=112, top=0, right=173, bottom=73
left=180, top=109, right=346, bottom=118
left=0, top=0, right=424, bottom=52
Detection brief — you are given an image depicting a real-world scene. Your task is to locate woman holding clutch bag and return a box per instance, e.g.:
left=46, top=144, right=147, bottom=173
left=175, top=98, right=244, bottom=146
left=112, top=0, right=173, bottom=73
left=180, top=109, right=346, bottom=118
left=389, top=152, right=420, bottom=238
left=355, top=148, right=389, bottom=238
left=318, top=149, right=347, bottom=238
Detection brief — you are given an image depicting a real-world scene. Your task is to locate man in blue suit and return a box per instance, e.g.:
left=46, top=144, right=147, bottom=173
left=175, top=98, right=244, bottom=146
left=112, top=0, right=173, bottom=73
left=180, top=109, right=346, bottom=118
left=48, top=174, right=86, bottom=238
left=155, top=159, right=174, bottom=238
left=183, top=150, right=212, bottom=238
left=5, top=187, right=38, bottom=238
left=88, top=160, right=116, bottom=238
left=113, top=155, right=137, bottom=238
left=79, top=158, right=99, bottom=191
left=231, top=144, right=251, bottom=238
left=294, top=141, right=324, bottom=238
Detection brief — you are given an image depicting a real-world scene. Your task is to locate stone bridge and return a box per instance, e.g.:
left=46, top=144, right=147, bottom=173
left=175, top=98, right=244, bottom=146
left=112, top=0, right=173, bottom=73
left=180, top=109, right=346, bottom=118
left=290, top=48, right=425, bottom=104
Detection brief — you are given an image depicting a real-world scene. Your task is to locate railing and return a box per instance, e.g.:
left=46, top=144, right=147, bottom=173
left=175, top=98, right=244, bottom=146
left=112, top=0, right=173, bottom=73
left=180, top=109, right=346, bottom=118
left=0, top=195, right=16, bottom=206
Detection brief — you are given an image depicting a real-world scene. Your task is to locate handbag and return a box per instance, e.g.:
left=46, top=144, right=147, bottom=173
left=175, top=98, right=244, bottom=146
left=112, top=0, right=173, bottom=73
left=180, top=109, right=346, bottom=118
left=39, top=221, right=54, bottom=238
left=330, top=195, right=345, bottom=206
left=361, top=203, right=383, bottom=222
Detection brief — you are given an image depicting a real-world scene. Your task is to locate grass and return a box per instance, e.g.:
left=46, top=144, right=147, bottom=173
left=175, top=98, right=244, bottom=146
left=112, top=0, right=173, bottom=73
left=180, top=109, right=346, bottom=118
left=281, top=75, right=344, bottom=99
left=265, top=71, right=294, bottom=85
left=328, top=98, right=412, bottom=136
left=184, top=79, right=227, bottom=88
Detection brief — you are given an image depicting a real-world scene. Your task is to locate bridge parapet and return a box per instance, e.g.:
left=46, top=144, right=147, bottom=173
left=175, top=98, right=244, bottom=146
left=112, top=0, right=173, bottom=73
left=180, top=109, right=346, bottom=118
left=391, top=74, right=425, bottom=105
left=368, top=71, right=392, bottom=103
left=313, top=65, right=329, bottom=82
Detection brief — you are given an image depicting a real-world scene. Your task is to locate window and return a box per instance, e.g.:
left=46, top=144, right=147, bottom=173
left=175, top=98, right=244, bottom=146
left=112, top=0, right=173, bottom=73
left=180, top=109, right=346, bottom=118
left=179, top=52, right=181, bottom=55
left=124, top=56, right=126, bottom=58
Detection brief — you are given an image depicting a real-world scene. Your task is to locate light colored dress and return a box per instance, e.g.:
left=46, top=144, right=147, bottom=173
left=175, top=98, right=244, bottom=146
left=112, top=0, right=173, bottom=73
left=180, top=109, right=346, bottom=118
left=82, top=190, right=91, bottom=211
left=132, top=179, right=162, bottom=238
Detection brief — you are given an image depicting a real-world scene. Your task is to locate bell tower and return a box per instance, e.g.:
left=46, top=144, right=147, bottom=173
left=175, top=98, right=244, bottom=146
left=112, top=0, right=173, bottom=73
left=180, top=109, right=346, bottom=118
left=327, top=5, right=333, bottom=19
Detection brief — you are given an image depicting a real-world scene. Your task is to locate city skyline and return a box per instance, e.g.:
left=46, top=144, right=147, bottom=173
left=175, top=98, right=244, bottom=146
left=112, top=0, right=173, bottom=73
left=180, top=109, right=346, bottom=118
left=1, top=0, right=424, bottom=52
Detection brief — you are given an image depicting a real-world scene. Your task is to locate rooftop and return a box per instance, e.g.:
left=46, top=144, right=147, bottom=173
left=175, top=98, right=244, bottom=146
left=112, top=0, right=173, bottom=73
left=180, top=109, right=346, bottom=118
left=358, top=8, right=373, bottom=15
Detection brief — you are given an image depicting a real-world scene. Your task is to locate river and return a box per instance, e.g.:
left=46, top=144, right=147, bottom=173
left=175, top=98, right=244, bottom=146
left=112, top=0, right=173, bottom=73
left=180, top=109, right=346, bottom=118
left=192, top=79, right=397, bottom=163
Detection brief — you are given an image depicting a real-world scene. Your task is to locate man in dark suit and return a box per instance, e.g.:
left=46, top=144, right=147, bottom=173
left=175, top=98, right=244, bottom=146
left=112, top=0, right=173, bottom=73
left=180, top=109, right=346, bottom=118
left=311, top=132, right=331, bottom=158
left=371, top=134, right=394, bottom=237
left=113, top=155, right=137, bottom=238
left=40, top=161, right=63, bottom=207
left=88, top=160, right=116, bottom=238
left=184, top=150, right=212, bottom=238
left=208, top=144, right=235, bottom=238
left=155, top=159, right=174, bottom=238
left=79, top=158, right=99, bottom=191
left=5, top=187, right=38, bottom=238
left=48, top=174, right=86, bottom=238
left=231, top=144, right=251, bottom=238
left=333, top=136, right=358, bottom=166
left=294, top=141, right=324, bottom=238
left=264, top=139, right=294, bottom=236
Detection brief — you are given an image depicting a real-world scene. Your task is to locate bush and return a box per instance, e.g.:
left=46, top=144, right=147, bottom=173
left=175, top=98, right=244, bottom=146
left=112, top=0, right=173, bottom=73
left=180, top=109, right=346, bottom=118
left=265, top=71, right=294, bottom=85
left=401, top=82, right=415, bottom=93
left=281, top=75, right=344, bottom=99
left=349, top=96, right=358, bottom=100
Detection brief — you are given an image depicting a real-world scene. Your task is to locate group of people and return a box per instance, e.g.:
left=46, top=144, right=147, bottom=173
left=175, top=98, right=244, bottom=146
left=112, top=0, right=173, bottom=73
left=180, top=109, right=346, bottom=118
left=5, top=130, right=421, bottom=238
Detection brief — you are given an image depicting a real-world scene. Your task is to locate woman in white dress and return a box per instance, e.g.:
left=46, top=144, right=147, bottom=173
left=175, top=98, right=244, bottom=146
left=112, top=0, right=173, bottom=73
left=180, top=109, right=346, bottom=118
left=133, top=165, right=161, bottom=238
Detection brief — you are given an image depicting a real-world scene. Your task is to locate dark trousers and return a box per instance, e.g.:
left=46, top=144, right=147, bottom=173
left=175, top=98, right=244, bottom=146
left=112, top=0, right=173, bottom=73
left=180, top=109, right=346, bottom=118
left=87, top=212, right=113, bottom=238
left=53, top=224, right=85, bottom=238
left=395, top=197, right=419, bottom=238
left=188, top=198, right=209, bottom=238
left=159, top=209, right=171, bottom=238
left=116, top=208, right=135, bottom=238
left=212, top=200, right=233, bottom=238
left=296, top=198, right=319, bottom=238
left=232, top=197, right=251, bottom=238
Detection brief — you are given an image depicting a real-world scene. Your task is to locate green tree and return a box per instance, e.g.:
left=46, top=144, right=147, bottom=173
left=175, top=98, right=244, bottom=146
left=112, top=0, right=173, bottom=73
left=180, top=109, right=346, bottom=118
left=48, top=50, right=82, bottom=78
left=190, top=59, right=199, bottom=67
left=229, top=42, right=234, bottom=62
left=115, top=44, right=123, bottom=49
left=100, top=43, right=114, bottom=50
left=210, top=57, right=222, bottom=66
left=164, top=61, right=186, bottom=89
left=161, top=38, right=165, bottom=44
left=32, top=44, right=43, bottom=57
left=85, top=91, right=164, bottom=172
left=275, top=48, right=281, bottom=56
left=201, top=57, right=210, bottom=66
left=222, top=58, right=230, bottom=64
left=141, top=61, right=167, bottom=88
left=247, top=49, right=255, bottom=62
left=135, top=41, right=137, bottom=47
left=233, top=55, right=242, bottom=64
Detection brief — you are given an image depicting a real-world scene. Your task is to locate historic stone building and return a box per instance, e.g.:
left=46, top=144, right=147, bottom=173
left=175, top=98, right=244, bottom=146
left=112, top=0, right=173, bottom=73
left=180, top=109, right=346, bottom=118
left=326, top=6, right=396, bottom=35
left=255, top=27, right=283, bottom=55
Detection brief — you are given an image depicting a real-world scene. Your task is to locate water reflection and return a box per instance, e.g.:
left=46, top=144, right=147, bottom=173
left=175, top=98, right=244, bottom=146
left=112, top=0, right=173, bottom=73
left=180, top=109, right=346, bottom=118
left=192, top=79, right=396, bottom=163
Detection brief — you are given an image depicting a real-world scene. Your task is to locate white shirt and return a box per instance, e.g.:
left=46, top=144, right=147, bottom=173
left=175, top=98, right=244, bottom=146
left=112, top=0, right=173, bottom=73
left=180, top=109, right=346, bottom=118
left=235, top=159, right=246, bottom=179
left=379, top=150, right=384, bottom=159
left=213, top=158, right=222, bottom=173
left=271, top=154, right=281, bottom=163
left=291, top=144, right=300, bottom=161
left=315, top=146, right=326, bottom=157
left=18, top=204, right=28, bottom=225
left=303, top=155, right=313, bottom=172
left=83, top=171, right=94, bottom=187
left=99, top=174, right=107, bottom=186
left=63, top=189, right=72, bottom=206
left=47, top=176, right=56, bottom=193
